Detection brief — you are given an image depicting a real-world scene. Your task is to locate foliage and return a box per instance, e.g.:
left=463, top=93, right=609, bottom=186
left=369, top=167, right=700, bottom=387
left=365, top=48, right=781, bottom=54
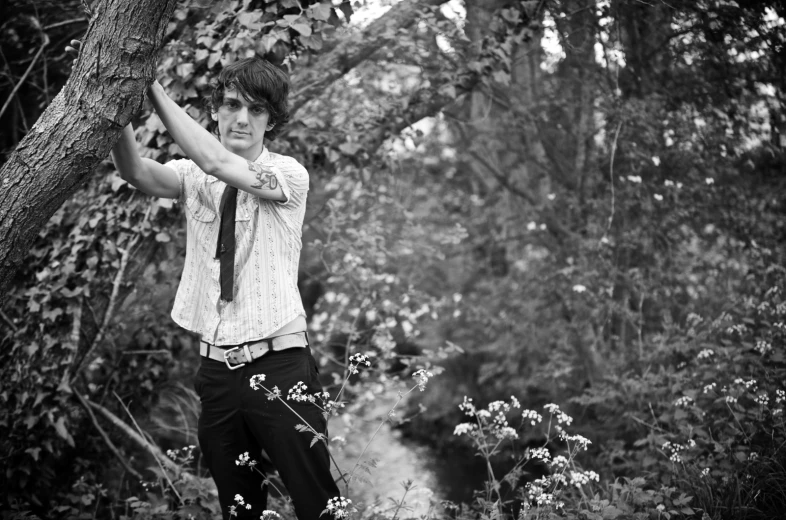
left=1, top=0, right=786, bottom=518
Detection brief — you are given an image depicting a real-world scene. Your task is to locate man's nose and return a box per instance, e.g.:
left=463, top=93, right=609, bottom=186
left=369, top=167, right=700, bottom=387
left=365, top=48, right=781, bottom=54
left=236, top=106, right=249, bottom=125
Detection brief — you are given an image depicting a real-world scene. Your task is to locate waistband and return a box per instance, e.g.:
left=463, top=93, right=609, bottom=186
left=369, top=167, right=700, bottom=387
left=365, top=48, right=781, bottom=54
left=199, top=332, right=308, bottom=370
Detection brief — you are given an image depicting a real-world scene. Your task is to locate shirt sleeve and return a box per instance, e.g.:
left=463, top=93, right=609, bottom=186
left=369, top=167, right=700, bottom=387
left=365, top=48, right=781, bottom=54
left=269, top=156, right=309, bottom=210
left=164, top=158, right=193, bottom=203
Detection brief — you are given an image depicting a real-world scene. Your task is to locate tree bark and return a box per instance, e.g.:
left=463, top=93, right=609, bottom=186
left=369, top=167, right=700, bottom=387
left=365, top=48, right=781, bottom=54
left=0, top=0, right=177, bottom=295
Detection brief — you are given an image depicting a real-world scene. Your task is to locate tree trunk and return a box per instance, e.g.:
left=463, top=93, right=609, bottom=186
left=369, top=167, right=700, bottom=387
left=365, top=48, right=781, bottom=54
left=0, top=0, right=177, bottom=295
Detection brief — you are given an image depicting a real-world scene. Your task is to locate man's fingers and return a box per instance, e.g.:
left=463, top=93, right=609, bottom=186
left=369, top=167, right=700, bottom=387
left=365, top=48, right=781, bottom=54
left=65, top=40, right=82, bottom=67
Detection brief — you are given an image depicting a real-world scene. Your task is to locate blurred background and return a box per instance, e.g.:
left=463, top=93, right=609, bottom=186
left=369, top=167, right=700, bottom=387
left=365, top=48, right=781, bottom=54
left=1, top=0, right=785, bottom=518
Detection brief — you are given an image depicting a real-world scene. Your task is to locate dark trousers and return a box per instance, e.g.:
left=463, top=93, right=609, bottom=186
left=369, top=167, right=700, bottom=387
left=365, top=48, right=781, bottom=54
left=195, top=347, right=339, bottom=519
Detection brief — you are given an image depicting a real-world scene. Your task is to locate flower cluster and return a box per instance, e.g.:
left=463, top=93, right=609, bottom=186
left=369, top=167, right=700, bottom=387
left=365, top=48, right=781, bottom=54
left=488, top=400, right=512, bottom=413
left=288, top=381, right=316, bottom=403
left=165, top=445, right=196, bottom=462
left=551, top=455, right=569, bottom=468
left=524, top=478, right=564, bottom=509
left=754, top=393, right=769, bottom=406
left=250, top=374, right=266, bottom=390
left=662, top=440, right=695, bottom=463
left=459, top=396, right=476, bottom=415
left=348, top=353, right=370, bottom=366
left=412, top=369, right=434, bottom=391
left=755, top=340, right=772, bottom=355
left=544, top=403, right=573, bottom=426
left=726, top=324, right=747, bottom=335
left=674, top=395, right=694, bottom=408
left=453, top=423, right=478, bottom=436
left=522, top=409, right=542, bottom=426
left=324, top=496, right=355, bottom=519
left=236, top=451, right=258, bottom=469
left=734, top=378, right=758, bottom=391
left=703, top=382, right=717, bottom=394
left=492, top=412, right=518, bottom=440
left=776, top=389, right=785, bottom=404
left=697, top=348, right=715, bottom=360
left=229, top=494, right=252, bottom=516
left=348, top=353, right=371, bottom=375
left=529, top=447, right=550, bottom=462
left=261, top=511, right=281, bottom=520
left=569, top=470, right=599, bottom=488
left=558, top=429, right=591, bottom=450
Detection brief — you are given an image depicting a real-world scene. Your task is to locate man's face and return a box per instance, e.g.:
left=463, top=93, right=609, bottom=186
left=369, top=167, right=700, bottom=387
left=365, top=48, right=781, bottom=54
left=215, top=88, right=272, bottom=158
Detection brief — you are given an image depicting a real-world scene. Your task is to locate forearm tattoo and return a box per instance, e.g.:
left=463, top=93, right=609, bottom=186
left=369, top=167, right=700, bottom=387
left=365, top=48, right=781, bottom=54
left=248, top=161, right=279, bottom=191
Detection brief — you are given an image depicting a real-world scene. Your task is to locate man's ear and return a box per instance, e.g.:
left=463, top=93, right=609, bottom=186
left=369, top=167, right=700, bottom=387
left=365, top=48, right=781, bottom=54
left=211, top=113, right=218, bottom=121
left=266, top=122, right=275, bottom=130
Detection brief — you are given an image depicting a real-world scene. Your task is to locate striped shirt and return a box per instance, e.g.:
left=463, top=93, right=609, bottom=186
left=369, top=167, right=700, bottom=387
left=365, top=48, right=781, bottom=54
left=165, top=147, right=308, bottom=346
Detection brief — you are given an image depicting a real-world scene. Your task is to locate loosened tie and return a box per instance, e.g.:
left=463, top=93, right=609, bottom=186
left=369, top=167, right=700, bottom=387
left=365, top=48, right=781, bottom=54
left=215, top=185, right=238, bottom=302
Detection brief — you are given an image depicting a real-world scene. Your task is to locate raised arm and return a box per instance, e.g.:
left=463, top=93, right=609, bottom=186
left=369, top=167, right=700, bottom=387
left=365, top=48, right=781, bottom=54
left=111, top=124, right=180, bottom=198
left=146, top=81, right=286, bottom=201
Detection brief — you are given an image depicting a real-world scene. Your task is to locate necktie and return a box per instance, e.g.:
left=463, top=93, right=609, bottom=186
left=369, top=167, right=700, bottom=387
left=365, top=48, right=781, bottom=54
left=216, top=185, right=238, bottom=302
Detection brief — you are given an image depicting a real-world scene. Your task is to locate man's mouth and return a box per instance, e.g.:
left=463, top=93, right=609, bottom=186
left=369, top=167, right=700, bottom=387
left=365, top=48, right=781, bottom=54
left=232, top=130, right=249, bottom=136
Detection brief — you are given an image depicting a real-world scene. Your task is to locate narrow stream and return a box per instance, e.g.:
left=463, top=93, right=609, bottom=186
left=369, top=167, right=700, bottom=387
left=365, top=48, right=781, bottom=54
left=326, top=388, right=484, bottom=515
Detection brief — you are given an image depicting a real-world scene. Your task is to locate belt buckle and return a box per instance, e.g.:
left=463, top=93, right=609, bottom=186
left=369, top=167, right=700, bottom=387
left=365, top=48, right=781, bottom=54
left=223, top=346, right=246, bottom=370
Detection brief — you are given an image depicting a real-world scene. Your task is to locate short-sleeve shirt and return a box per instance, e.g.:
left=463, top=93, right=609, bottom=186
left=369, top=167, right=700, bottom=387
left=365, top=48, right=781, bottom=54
left=165, top=147, right=308, bottom=346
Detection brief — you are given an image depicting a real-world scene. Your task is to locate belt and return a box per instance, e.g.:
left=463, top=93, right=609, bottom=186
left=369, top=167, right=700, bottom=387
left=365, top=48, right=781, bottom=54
left=200, top=332, right=308, bottom=370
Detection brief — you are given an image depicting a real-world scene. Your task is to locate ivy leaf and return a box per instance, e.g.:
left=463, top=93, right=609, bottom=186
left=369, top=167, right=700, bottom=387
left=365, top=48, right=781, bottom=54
left=339, top=142, right=363, bottom=156
left=53, top=416, right=75, bottom=447
left=492, top=70, right=510, bottom=85
left=260, top=34, right=279, bottom=53
left=237, top=11, right=260, bottom=28
left=308, top=3, right=332, bottom=21
left=25, top=447, right=41, bottom=462
left=439, top=84, right=457, bottom=99
left=110, top=175, right=127, bottom=192
left=26, top=342, right=39, bottom=357
left=42, top=308, right=63, bottom=322
left=176, top=63, right=194, bottom=79
left=301, top=34, right=323, bottom=50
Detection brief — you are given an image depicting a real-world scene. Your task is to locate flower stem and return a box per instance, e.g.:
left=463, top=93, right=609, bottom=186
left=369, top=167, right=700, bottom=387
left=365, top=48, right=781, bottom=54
left=259, top=382, right=350, bottom=489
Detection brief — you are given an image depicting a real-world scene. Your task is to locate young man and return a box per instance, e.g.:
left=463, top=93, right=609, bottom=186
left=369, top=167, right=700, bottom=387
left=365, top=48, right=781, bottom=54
left=95, top=46, right=339, bottom=519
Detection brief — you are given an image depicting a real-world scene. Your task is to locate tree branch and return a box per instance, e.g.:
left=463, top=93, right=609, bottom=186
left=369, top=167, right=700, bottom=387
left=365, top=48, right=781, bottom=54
left=87, top=396, right=179, bottom=474
left=289, top=0, right=449, bottom=115
left=70, top=234, right=139, bottom=380
left=363, top=73, right=480, bottom=154
left=0, top=36, right=49, bottom=121
left=469, top=150, right=537, bottom=204
left=73, top=389, right=144, bottom=481
left=113, top=392, right=182, bottom=502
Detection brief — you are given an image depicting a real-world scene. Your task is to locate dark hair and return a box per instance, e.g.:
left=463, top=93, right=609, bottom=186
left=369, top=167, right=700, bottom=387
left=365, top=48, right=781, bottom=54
left=208, top=57, right=291, bottom=140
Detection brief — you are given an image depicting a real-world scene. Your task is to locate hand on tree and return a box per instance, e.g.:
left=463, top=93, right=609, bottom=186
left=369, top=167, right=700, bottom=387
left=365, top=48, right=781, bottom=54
left=64, top=39, right=82, bottom=67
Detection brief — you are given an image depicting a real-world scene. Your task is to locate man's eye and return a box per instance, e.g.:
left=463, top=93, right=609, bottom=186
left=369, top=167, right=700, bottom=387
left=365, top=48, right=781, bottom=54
left=252, top=106, right=267, bottom=114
